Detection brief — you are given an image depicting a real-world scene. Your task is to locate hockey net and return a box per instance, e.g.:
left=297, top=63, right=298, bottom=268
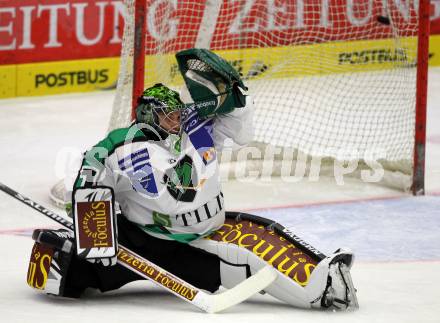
left=107, top=0, right=429, bottom=193
left=50, top=0, right=428, bottom=207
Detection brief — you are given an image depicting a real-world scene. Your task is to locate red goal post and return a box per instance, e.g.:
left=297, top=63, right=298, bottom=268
left=108, top=0, right=430, bottom=195
left=414, top=0, right=430, bottom=195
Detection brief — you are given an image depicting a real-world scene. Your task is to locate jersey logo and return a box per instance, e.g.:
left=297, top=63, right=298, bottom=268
left=150, top=193, right=224, bottom=228
left=175, top=192, right=224, bottom=227
left=118, top=148, right=158, bottom=197
left=163, top=155, right=197, bottom=202
left=200, top=147, right=216, bottom=165
left=153, top=211, right=172, bottom=227
left=187, top=119, right=216, bottom=165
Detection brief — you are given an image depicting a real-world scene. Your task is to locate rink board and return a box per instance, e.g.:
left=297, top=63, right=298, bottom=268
left=1, top=35, right=440, bottom=99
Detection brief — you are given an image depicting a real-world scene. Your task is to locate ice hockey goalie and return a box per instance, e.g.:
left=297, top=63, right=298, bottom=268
left=26, top=48, right=358, bottom=311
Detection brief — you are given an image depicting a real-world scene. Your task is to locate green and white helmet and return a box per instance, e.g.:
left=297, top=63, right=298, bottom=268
left=135, top=83, right=184, bottom=135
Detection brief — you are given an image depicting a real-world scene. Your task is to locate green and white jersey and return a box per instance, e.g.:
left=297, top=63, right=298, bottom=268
left=69, top=105, right=252, bottom=243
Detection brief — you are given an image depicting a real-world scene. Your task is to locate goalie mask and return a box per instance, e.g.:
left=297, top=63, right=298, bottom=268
left=176, top=48, right=248, bottom=118
left=135, top=83, right=184, bottom=137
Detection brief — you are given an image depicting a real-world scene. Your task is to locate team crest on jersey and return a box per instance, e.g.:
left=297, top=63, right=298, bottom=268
left=163, top=155, right=198, bottom=202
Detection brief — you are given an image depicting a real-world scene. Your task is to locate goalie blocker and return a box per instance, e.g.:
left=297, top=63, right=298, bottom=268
left=26, top=211, right=358, bottom=310
left=72, top=186, right=118, bottom=266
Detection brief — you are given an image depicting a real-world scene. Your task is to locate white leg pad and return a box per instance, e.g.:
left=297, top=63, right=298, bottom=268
left=263, top=270, right=311, bottom=308
left=220, top=260, right=248, bottom=289
left=191, top=239, right=312, bottom=308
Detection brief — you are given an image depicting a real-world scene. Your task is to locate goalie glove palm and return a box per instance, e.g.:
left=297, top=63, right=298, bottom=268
left=176, top=48, right=247, bottom=118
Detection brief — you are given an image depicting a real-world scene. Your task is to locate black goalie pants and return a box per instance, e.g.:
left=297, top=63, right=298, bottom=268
left=63, top=215, right=221, bottom=298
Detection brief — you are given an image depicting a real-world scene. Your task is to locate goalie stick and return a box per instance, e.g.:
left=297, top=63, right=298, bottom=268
left=0, top=182, right=277, bottom=313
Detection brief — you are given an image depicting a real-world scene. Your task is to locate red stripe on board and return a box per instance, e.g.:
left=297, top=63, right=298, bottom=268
left=0, top=225, right=58, bottom=236
left=234, top=193, right=408, bottom=213
left=358, top=259, right=440, bottom=265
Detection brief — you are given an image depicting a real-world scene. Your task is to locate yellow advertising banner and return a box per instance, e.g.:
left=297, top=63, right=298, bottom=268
left=143, top=36, right=424, bottom=87
left=1, top=35, right=439, bottom=99
left=428, top=35, right=440, bottom=66
left=15, top=57, right=120, bottom=97
left=0, top=65, right=17, bottom=98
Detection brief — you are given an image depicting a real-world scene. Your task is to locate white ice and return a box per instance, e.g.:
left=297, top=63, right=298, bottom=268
left=0, top=68, right=440, bottom=322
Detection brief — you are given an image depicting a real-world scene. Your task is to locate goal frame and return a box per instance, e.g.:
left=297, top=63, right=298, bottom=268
left=413, top=0, right=430, bottom=195
left=128, top=0, right=430, bottom=196
left=131, top=0, right=148, bottom=120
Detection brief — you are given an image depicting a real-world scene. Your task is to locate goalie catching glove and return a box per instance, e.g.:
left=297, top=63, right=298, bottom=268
left=72, top=186, right=118, bottom=266
left=176, top=48, right=248, bottom=118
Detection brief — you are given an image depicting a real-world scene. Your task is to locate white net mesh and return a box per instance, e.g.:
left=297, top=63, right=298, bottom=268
left=109, top=0, right=422, bottom=190
left=108, top=0, right=136, bottom=131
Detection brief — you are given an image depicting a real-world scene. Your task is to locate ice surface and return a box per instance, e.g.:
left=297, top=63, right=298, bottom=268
left=254, top=196, right=440, bottom=261
left=0, top=69, right=440, bottom=322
